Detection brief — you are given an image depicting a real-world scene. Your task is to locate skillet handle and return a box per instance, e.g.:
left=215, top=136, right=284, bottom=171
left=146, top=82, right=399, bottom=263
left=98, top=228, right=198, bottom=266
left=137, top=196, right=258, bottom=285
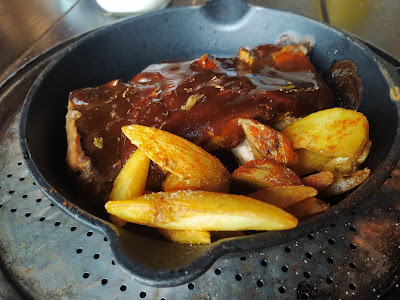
left=202, top=0, right=250, bottom=24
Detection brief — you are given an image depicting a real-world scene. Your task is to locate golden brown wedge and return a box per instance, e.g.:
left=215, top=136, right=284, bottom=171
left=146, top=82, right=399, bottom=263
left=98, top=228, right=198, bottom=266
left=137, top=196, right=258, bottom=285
left=109, top=148, right=150, bottom=201
left=108, top=148, right=150, bottom=227
left=162, top=173, right=199, bottom=192
left=281, top=108, right=369, bottom=158
left=248, top=185, right=318, bottom=209
left=239, top=118, right=297, bottom=167
left=319, top=156, right=358, bottom=174
left=294, top=140, right=371, bottom=176
left=105, top=190, right=298, bottom=231
left=285, top=197, right=330, bottom=220
left=232, top=158, right=302, bottom=189
left=302, top=171, right=334, bottom=192
left=294, top=148, right=332, bottom=175
left=158, top=229, right=211, bottom=244
left=321, top=168, right=371, bottom=197
left=122, top=125, right=230, bottom=193
left=356, top=140, right=372, bottom=164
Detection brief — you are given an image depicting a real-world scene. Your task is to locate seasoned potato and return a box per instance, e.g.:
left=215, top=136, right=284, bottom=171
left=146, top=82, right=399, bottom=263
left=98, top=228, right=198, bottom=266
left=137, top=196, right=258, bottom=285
left=158, top=229, right=211, bottom=245
left=109, top=148, right=150, bottom=201
left=294, top=148, right=332, bottom=175
left=302, top=171, right=334, bottom=192
left=239, top=118, right=297, bottom=167
left=248, top=185, right=318, bottom=209
left=122, top=125, right=230, bottom=193
left=281, top=108, right=369, bottom=158
left=356, top=140, right=371, bottom=165
left=105, top=190, right=298, bottom=231
left=321, top=168, right=371, bottom=197
left=162, top=173, right=207, bottom=192
left=285, top=197, right=330, bottom=220
left=294, top=139, right=371, bottom=176
left=109, top=148, right=150, bottom=227
left=232, top=158, right=302, bottom=189
left=321, top=156, right=358, bottom=174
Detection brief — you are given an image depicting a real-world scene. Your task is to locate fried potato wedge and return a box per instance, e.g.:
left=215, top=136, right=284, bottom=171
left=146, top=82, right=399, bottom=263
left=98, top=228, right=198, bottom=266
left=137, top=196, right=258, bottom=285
left=320, top=139, right=372, bottom=174
left=108, top=148, right=150, bottom=227
left=320, top=156, right=358, bottom=174
left=109, top=148, right=150, bottom=200
left=357, top=140, right=371, bottom=165
left=248, top=185, right=317, bottom=209
left=158, top=229, right=211, bottom=245
left=232, top=158, right=302, bottom=189
left=239, top=118, right=297, bottom=167
left=105, top=190, right=298, bottom=231
left=285, top=197, right=330, bottom=220
left=294, top=148, right=332, bottom=175
left=294, top=140, right=371, bottom=176
left=281, top=108, right=369, bottom=158
left=122, top=125, right=230, bottom=193
left=321, top=168, right=371, bottom=197
left=302, top=171, right=334, bottom=192
left=162, top=173, right=215, bottom=193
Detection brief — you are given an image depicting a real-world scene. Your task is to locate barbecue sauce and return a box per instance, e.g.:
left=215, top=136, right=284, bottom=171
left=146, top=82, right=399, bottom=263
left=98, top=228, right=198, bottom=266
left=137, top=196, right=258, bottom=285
left=69, top=44, right=334, bottom=187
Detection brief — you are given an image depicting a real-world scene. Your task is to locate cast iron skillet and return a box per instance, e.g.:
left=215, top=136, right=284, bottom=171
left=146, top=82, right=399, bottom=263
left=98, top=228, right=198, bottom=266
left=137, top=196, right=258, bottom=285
left=19, top=0, right=400, bottom=287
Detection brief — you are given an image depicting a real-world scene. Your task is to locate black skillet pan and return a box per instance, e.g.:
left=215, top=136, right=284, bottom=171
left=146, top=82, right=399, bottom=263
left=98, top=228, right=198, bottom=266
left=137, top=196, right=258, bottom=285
left=19, top=0, right=400, bottom=287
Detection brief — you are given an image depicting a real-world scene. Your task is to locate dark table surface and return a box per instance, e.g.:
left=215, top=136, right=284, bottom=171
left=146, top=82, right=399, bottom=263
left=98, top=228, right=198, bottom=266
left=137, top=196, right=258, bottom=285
left=0, top=0, right=399, bottom=299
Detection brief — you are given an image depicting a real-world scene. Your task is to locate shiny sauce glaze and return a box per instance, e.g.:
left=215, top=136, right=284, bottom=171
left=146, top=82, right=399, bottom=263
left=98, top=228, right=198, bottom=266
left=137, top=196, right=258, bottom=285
left=69, top=44, right=334, bottom=187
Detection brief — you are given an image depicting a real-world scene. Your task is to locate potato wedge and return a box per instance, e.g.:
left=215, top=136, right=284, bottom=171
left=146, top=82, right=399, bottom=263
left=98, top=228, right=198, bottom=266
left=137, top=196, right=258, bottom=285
left=294, top=141, right=371, bottom=176
left=109, top=148, right=150, bottom=200
left=294, top=148, right=332, bottom=175
left=239, top=118, right=297, bottom=167
left=161, top=173, right=214, bottom=241
left=162, top=173, right=206, bottom=192
left=285, top=197, right=330, bottom=220
left=109, top=148, right=150, bottom=227
left=302, top=171, right=334, bottom=192
left=158, top=229, right=211, bottom=244
left=321, top=168, right=371, bottom=197
left=357, top=140, right=371, bottom=164
left=105, top=190, right=298, bottom=231
left=320, top=156, right=358, bottom=174
left=232, top=158, right=302, bottom=189
left=122, top=125, right=230, bottom=193
left=248, top=185, right=317, bottom=209
left=281, top=108, right=369, bottom=158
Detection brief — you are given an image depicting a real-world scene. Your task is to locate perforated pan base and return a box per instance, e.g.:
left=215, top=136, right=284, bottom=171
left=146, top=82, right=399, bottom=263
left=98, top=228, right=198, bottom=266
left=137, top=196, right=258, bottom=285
left=0, top=41, right=399, bottom=300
